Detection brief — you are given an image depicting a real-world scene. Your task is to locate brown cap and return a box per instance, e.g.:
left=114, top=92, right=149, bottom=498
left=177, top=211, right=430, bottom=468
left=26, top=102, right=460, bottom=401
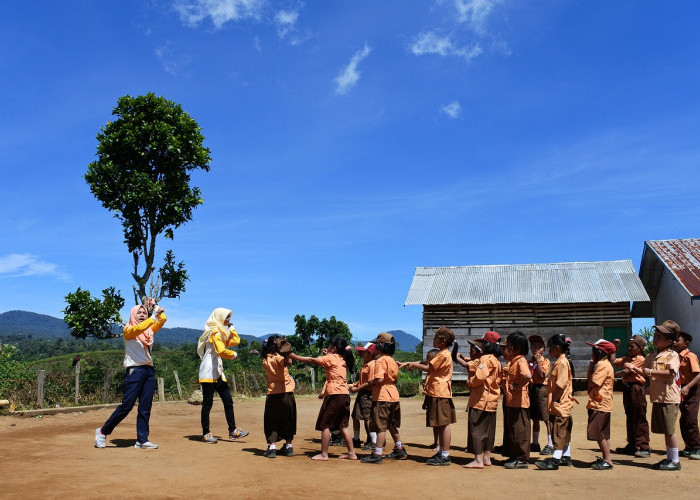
left=662, top=320, right=681, bottom=334
left=372, top=332, right=394, bottom=344
left=629, top=335, right=646, bottom=350
left=434, top=326, right=455, bottom=344
left=528, top=334, right=545, bottom=345
left=654, top=324, right=673, bottom=334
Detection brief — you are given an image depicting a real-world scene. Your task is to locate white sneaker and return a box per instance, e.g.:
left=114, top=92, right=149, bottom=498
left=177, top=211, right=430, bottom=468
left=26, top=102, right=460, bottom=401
left=134, top=441, right=159, bottom=449
left=95, top=428, right=106, bottom=448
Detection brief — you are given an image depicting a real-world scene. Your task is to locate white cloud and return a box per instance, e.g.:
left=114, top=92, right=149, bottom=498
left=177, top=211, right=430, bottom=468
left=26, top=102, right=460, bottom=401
left=454, top=0, right=501, bottom=35
left=174, top=0, right=264, bottom=29
left=274, top=9, right=298, bottom=38
left=155, top=41, right=192, bottom=76
left=334, top=43, right=372, bottom=95
left=0, top=254, right=70, bottom=280
left=410, top=31, right=482, bottom=61
left=441, top=101, right=462, bottom=118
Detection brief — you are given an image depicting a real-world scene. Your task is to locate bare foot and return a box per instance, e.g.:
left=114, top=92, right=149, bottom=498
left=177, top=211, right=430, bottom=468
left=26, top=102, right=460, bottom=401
left=338, top=453, right=358, bottom=460
left=463, top=460, right=484, bottom=469
left=311, top=454, right=329, bottom=461
left=483, top=460, right=492, bottom=466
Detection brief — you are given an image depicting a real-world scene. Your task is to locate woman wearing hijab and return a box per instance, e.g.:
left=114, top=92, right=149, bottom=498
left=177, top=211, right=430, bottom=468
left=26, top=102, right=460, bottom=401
left=94, top=300, right=166, bottom=449
left=197, top=307, right=249, bottom=443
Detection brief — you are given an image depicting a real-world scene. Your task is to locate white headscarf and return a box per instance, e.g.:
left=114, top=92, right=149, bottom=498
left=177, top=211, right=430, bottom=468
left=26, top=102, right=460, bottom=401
left=197, top=308, right=233, bottom=358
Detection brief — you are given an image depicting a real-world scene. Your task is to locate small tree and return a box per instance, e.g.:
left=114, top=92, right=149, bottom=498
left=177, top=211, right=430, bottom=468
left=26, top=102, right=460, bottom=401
left=63, top=287, right=125, bottom=340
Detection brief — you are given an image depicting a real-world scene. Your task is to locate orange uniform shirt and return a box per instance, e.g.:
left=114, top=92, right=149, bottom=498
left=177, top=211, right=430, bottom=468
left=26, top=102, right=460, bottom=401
left=424, top=348, right=453, bottom=398
left=317, top=353, right=349, bottom=395
left=262, top=353, right=295, bottom=394
left=547, top=354, right=574, bottom=417
left=358, top=360, right=374, bottom=387
left=587, top=359, right=614, bottom=412
left=467, top=354, right=502, bottom=411
left=643, top=349, right=680, bottom=404
left=613, top=354, right=646, bottom=384
left=678, top=349, right=700, bottom=386
left=371, top=355, right=399, bottom=402
left=529, top=356, right=551, bottom=385
left=504, top=355, right=530, bottom=408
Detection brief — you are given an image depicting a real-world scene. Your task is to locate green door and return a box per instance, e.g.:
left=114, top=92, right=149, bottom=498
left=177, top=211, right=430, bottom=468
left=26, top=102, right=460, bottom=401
left=604, top=326, right=630, bottom=357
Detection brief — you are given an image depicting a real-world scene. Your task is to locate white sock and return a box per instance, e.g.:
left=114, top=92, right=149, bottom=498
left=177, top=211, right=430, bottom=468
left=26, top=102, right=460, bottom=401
left=533, top=431, right=540, bottom=444
left=395, top=440, right=403, bottom=449
left=369, top=432, right=377, bottom=443
left=354, top=431, right=360, bottom=439
left=269, top=443, right=276, bottom=450
left=564, top=444, right=571, bottom=457
left=547, top=435, right=553, bottom=447
left=284, top=443, right=292, bottom=449
left=552, top=449, right=563, bottom=460
left=668, top=447, right=679, bottom=462
left=374, top=447, right=383, bottom=456
left=441, top=450, right=449, bottom=458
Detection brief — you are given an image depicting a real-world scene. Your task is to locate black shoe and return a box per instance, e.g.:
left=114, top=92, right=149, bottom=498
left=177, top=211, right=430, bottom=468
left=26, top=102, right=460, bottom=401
left=361, top=441, right=375, bottom=450
left=591, top=457, right=613, bottom=470
left=352, top=438, right=362, bottom=448
left=426, top=453, right=451, bottom=466
left=329, top=437, right=344, bottom=446
left=264, top=447, right=276, bottom=458
left=493, top=445, right=504, bottom=454
left=386, top=447, right=408, bottom=460
left=534, top=457, right=559, bottom=470
left=530, top=443, right=541, bottom=453
left=615, top=445, right=636, bottom=455
left=559, top=456, right=572, bottom=467
left=361, top=451, right=383, bottom=464
left=504, top=458, right=528, bottom=469
left=278, top=446, right=293, bottom=457
left=653, top=459, right=681, bottom=470
left=540, top=445, right=554, bottom=455
left=680, top=449, right=691, bottom=458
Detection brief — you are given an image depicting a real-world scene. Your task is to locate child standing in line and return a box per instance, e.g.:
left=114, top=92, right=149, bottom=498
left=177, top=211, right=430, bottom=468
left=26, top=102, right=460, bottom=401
left=402, top=326, right=457, bottom=466
left=535, top=334, right=574, bottom=470
left=350, top=342, right=378, bottom=450
left=675, top=331, right=700, bottom=459
left=528, top=335, right=552, bottom=455
left=94, top=301, right=166, bottom=449
left=290, top=336, right=357, bottom=460
left=463, top=331, right=503, bottom=469
left=261, top=335, right=296, bottom=458
left=585, top=339, right=616, bottom=470
left=422, top=348, right=441, bottom=451
left=197, top=308, right=249, bottom=443
left=361, top=333, right=406, bottom=464
left=501, top=331, right=532, bottom=469
left=627, top=323, right=682, bottom=470
left=612, top=335, right=650, bottom=457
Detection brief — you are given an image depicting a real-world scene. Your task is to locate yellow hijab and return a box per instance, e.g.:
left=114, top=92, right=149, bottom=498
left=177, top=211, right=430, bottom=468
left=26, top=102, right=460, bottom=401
left=197, top=308, right=233, bottom=358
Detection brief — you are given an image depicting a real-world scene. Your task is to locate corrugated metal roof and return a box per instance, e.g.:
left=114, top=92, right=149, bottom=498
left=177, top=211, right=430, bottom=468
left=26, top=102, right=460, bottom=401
left=644, top=239, right=700, bottom=297
left=404, top=260, right=650, bottom=306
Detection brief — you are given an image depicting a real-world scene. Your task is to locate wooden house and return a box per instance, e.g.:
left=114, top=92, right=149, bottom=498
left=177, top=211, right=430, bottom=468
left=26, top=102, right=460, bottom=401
left=404, top=260, right=650, bottom=379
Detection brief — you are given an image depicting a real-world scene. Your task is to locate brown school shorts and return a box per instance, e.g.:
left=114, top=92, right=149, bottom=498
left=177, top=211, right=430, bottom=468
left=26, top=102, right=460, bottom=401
left=351, top=390, right=372, bottom=421
left=549, top=414, right=572, bottom=450
left=369, top=401, right=401, bottom=432
left=315, top=394, right=350, bottom=432
left=587, top=409, right=610, bottom=441
left=424, top=396, right=457, bottom=427
left=529, top=384, right=549, bottom=421
left=651, top=402, right=679, bottom=435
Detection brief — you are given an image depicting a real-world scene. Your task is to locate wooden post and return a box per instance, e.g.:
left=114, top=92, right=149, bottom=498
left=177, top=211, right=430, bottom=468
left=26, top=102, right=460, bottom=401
left=157, top=377, right=165, bottom=402
left=242, top=371, right=248, bottom=394
left=74, top=359, right=81, bottom=405
left=102, top=369, right=111, bottom=402
left=173, top=370, right=182, bottom=400
left=231, top=372, right=237, bottom=394
left=309, top=367, right=315, bottom=391
left=250, top=373, right=260, bottom=393
left=37, top=370, right=45, bottom=408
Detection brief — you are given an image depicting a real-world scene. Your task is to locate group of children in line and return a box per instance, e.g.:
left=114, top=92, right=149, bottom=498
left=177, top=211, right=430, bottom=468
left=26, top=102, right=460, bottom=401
left=93, top=304, right=700, bottom=472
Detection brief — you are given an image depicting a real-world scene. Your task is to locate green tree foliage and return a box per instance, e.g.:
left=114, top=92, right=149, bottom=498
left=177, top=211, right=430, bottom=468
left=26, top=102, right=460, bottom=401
left=83, top=92, right=211, bottom=304
left=289, top=314, right=352, bottom=353
left=63, top=287, right=125, bottom=340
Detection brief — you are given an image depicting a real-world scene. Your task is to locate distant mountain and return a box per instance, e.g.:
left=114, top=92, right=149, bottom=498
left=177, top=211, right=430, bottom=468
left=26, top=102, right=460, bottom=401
left=355, top=329, right=421, bottom=352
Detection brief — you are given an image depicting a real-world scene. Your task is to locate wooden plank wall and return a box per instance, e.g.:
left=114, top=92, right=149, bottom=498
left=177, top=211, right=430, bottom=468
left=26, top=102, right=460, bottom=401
left=422, top=302, right=632, bottom=378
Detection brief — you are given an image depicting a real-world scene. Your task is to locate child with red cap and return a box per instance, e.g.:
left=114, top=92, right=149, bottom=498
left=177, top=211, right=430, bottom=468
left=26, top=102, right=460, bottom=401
left=350, top=342, right=378, bottom=450
left=586, top=339, right=616, bottom=470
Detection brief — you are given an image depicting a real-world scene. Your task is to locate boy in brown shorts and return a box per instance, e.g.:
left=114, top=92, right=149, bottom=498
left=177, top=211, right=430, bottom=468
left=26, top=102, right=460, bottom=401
left=626, top=323, right=682, bottom=470
left=528, top=334, right=552, bottom=454
left=612, top=335, right=651, bottom=457
left=361, top=333, right=405, bottom=464
left=674, top=331, right=700, bottom=459
left=586, top=339, right=616, bottom=470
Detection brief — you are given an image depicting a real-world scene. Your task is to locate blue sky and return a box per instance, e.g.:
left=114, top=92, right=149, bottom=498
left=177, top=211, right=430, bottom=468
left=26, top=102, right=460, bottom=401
left=1, top=1, right=699, bottom=340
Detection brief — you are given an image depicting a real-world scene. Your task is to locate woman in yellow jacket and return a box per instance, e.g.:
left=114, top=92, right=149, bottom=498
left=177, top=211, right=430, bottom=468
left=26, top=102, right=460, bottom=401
left=197, top=307, right=249, bottom=443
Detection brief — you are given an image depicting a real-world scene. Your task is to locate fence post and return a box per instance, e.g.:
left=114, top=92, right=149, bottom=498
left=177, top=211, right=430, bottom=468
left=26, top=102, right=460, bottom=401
left=157, top=377, right=165, bottom=402
left=74, top=359, right=81, bottom=405
left=173, top=370, right=183, bottom=400
left=242, top=371, right=248, bottom=394
left=309, top=367, right=315, bottom=391
left=250, top=373, right=260, bottom=393
left=103, top=369, right=111, bottom=402
left=230, top=373, right=237, bottom=394
left=37, top=370, right=45, bottom=408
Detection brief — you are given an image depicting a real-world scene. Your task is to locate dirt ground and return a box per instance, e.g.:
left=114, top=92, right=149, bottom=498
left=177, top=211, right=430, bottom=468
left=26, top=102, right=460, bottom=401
left=0, top=395, right=697, bottom=499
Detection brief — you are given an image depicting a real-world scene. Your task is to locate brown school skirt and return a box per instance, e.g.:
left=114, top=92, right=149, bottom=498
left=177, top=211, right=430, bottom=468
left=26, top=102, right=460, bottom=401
left=264, top=392, right=297, bottom=443
left=505, top=406, right=531, bottom=460
left=424, top=396, right=457, bottom=427
left=369, top=400, right=401, bottom=432
left=587, top=409, right=610, bottom=441
left=352, top=390, right=372, bottom=421
left=549, top=415, right=572, bottom=450
left=529, top=384, right=549, bottom=422
left=651, top=402, right=679, bottom=435
left=315, top=394, right=350, bottom=431
left=467, top=408, right=496, bottom=455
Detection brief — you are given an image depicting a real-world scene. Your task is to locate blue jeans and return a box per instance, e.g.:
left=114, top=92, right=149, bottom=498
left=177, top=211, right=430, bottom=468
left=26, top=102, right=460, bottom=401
left=101, top=365, right=155, bottom=443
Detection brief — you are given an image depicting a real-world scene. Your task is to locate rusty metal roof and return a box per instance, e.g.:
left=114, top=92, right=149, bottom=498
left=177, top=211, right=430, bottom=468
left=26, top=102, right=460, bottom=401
left=640, top=238, right=700, bottom=298
left=404, top=260, right=649, bottom=306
